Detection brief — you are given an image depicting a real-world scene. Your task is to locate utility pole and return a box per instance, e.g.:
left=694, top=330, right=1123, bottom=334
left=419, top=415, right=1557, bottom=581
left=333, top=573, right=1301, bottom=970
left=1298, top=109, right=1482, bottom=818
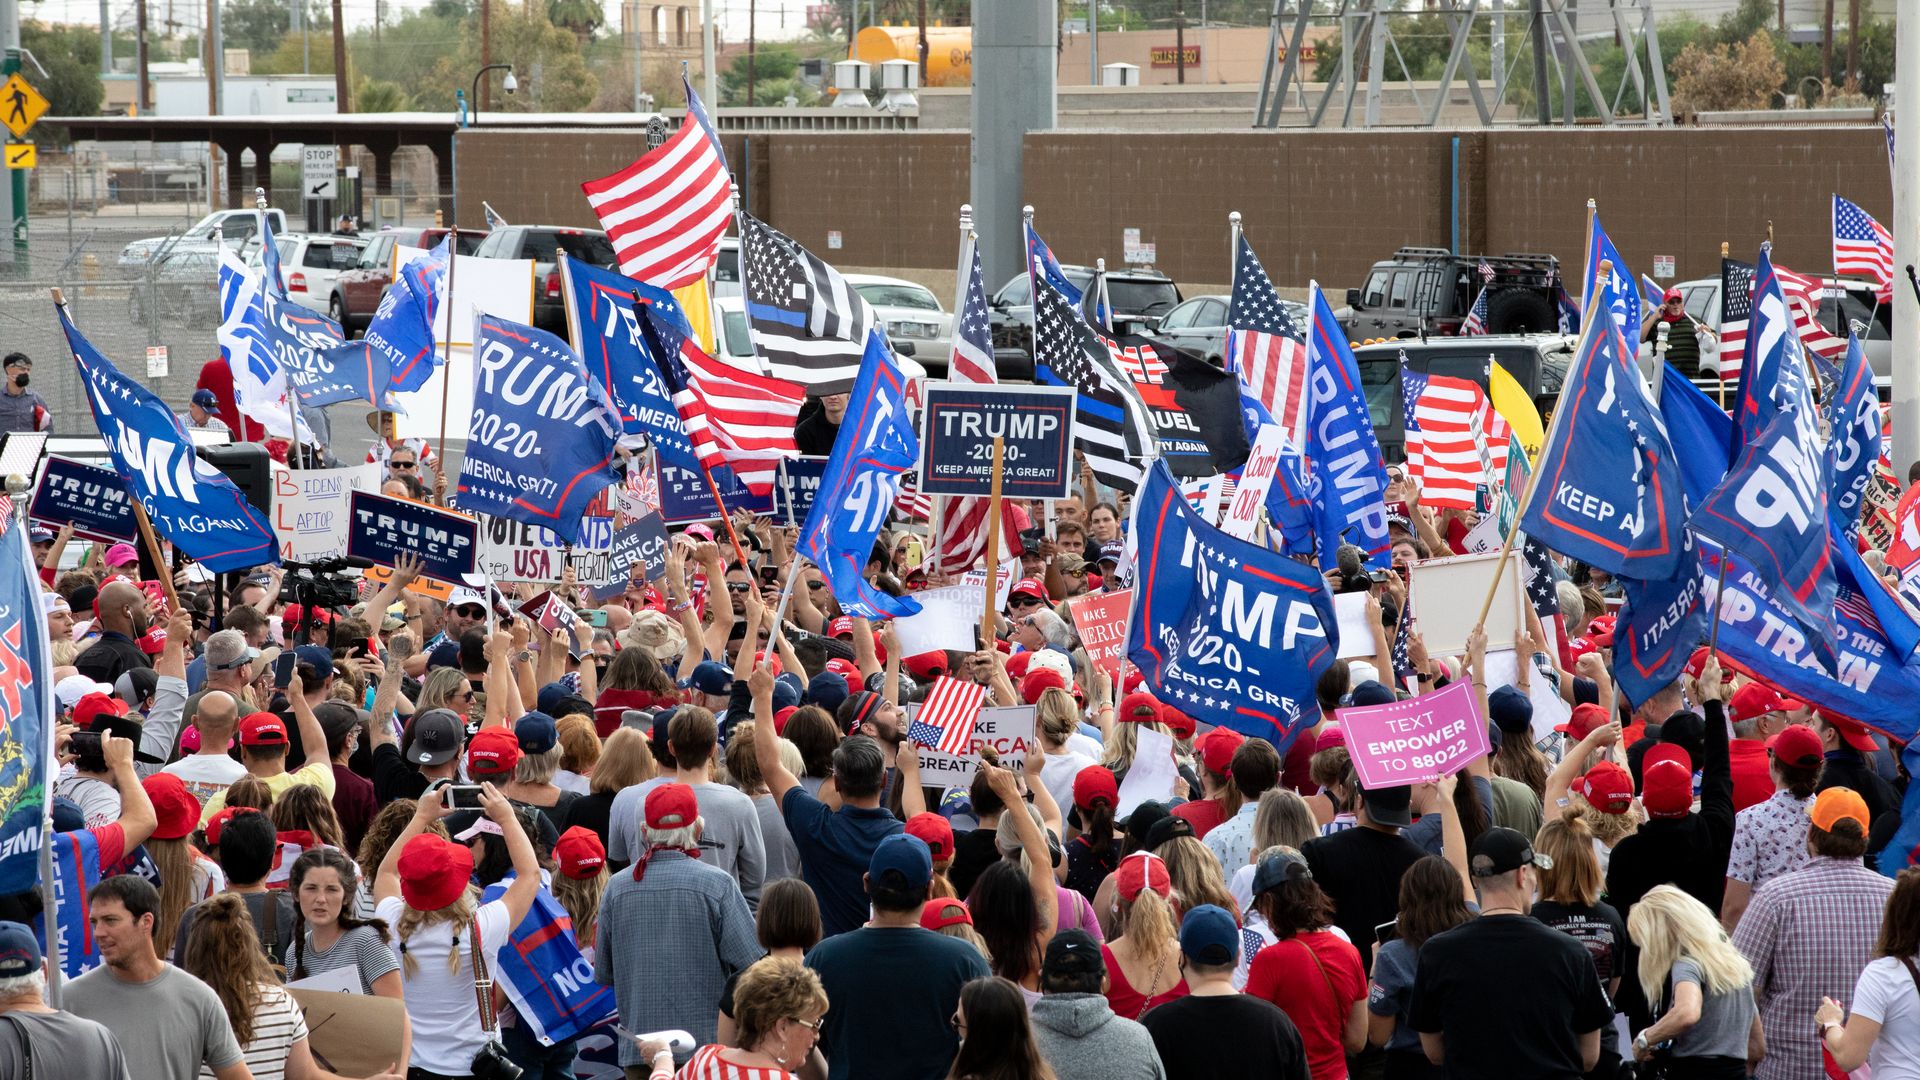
left=1821, top=0, right=1834, bottom=85
left=917, top=0, right=927, bottom=86
left=748, top=0, right=756, bottom=105
left=480, top=0, right=492, bottom=110
left=701, top=0, right=715, bottom=108
left=136, top=0, right=152, bottom=112
left=100, top=0, right=113, bottom=78
left=331, top=0, right=347, bottom=108
left=1530, top=0, right=1550, bottom=124
left=2, top=0, right=25, bottom=261
left=1175, top=0, right=1185, bottom=84
left=1088, top=0, right=1097, bottom=84
left=208, top=0, right=223, bottom=114
left=1844, top=0, right=1860, bottom=90
left=1894, top=6, right=1919, bottom=474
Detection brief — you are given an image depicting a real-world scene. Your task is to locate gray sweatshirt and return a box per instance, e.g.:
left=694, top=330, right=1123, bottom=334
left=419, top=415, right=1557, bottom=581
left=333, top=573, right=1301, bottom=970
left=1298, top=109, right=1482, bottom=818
left=1030, top=993, right=1168, bottom=1080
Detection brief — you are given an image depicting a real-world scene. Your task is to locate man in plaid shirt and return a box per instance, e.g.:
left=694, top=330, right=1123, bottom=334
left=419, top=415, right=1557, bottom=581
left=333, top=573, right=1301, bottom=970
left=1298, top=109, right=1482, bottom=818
left=1732, top=787, right=1893, bottom=1080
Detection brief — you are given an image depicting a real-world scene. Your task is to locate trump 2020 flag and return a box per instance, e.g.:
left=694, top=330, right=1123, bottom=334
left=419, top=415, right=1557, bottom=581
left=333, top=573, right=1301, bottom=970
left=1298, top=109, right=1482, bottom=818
left=800, top=331, right=922, bottom=620
left=1302, top=282, right=1393, bottom=570
left=1519, top=279, right=1687, bottom=582
left=1613, top=542, right=1705, bottom=710
left=560, top=253, right=698, bottom=457
left=367, top=237, right=449, bottom=396
left=459, top=314, right=622, bottom=546
left=1125, top=457, right=1337, bottom=748
left=479, top=874, right=617, bottom=1044
left=1584, top=213, right=1641, bottom=343
left=1827, top=333, right=1881, bottom=543
left=216, top=249, right=320, bottom=444
left=63, top=306, right=279, bottom=572
left=0, top=511, right=54, bottom=896
left=1732, top=244, right=1820, bottom=462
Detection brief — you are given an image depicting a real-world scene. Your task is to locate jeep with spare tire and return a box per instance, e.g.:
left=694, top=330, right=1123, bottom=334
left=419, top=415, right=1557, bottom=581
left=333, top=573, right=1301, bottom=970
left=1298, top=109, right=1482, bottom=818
left=1340, top=247, right=1563, bottom=341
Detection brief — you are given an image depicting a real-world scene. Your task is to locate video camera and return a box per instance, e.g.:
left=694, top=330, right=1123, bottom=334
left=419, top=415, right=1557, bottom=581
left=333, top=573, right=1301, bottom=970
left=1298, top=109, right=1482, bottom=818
left=278, top=555, right=374, bottom=613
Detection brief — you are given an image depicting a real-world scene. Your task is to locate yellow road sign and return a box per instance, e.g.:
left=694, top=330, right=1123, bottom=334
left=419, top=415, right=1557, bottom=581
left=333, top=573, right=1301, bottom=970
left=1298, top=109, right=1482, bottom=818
left=1, top=75, right=49, bottom=139
left=4, top=143, right=34, bottom=170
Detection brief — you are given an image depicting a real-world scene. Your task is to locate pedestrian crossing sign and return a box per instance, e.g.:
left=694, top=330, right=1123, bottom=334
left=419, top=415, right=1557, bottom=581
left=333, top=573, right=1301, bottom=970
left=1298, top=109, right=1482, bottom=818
left=1, top=75, right=49, bottom=139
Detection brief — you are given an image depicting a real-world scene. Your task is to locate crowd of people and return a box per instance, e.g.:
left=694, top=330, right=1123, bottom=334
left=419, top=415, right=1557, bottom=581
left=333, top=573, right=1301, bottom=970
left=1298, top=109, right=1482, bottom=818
left=0, top=440, right=1915, bottom=1080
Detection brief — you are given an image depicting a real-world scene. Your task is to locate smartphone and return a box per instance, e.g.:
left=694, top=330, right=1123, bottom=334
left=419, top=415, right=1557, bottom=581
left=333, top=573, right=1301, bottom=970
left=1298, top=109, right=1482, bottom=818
left=584, top=609, right=609, bottom=628
left=903, top=539, right=925, bottom=571
left=68, top=730, right=103, bottom=761
left=1374, top=919, right=1399, bottom=947
left=1367, top=569, right=1392, bottom=585
left=443, top=784, right=486, bottom=810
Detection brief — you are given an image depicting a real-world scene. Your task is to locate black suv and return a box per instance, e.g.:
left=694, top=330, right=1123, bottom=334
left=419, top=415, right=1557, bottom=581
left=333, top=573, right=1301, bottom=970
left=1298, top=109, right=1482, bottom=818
left=989, top=266, right=1182, bottom=380
left=1350, top=334, right=1573, bottom=465
left=1343, top=247, right=1562, bottom=341
left=470, top=225, right=619, bottom=334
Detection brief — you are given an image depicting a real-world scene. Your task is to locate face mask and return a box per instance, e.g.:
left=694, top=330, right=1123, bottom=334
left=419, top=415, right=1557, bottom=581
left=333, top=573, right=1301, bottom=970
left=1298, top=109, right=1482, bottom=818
left=11, top=372, right=26, bottom=388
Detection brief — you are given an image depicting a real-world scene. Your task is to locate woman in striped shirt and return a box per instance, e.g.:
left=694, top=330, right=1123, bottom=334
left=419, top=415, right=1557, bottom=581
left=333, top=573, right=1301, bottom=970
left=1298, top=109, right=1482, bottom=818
left=182, top=892, right=406, bottom=1080
left=285, top=847, right=409, bottom=1065
left=638, top=956, right=828, bottom=1080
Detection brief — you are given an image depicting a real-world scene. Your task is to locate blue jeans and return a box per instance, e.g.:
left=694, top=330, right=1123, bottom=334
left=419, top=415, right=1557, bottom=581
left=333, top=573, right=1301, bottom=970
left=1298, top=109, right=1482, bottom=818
left=503, top=1022, right=579, bottom=1080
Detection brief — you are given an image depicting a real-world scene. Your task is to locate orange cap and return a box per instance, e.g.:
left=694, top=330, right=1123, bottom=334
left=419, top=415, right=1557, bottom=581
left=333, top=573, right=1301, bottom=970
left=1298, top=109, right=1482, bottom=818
left=1809, top=787, right=1870, bottom=834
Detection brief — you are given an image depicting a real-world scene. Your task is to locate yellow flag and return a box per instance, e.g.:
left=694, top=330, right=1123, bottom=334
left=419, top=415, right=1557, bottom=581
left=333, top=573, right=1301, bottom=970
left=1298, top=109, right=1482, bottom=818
left=1488, top=363, right=1545, bottom=463
left=673, top=278, right=716, bottom=355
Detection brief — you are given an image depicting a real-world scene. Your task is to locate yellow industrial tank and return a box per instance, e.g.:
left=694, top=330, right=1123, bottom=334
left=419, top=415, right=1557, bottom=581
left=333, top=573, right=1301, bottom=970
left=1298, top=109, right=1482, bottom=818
left=854, top=25, right=972, bottom=86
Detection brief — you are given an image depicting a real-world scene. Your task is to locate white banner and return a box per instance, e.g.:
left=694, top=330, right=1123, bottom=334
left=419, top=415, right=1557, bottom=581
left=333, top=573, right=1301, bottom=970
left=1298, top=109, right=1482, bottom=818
left=892, top=585, right=985, bottom=656
left=476, top=513, right=616, bottom=585
left=392, top=255, right=537, bottom=439
left=271, top=463, right=383, bottom=562
left=1221, top=423, right=1287, bottom=541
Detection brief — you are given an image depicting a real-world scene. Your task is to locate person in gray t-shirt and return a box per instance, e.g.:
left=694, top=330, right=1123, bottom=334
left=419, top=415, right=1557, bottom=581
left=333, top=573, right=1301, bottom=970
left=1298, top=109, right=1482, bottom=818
left=0, top=919, right=130, bottom=1080
left=62, top=876, right=248, bottom=1080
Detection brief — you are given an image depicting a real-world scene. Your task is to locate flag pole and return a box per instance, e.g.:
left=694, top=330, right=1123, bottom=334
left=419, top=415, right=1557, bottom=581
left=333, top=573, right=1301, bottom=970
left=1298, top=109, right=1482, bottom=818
left=435, top=220, right=462, bottom=472
left=1718, top=241, right=1730, bottom=409
left=1470, top=257, right=1610, bottom=632
left=1229, top=210, right=1243, bottom=279
left=761, top=552, right=805, bottom=670
left=1705, top=549, right=1731, bottom=655
left=257, top=189, right=306, bottom=469
left=23, top=308, right=62, bottom=1004
left=981, top=437, right=1006, bottom=645
left=931, top=204, right=977, bottom=576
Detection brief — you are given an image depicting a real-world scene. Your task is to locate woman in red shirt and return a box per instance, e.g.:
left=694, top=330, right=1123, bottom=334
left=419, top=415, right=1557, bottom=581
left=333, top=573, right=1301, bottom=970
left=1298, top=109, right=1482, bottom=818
left=1244, top=850, right=1368, bottom=1079
left=1101, top=851, right=1188, bottom=1020
left=594, top=648, right=680, bottom=737
left=639, top=955, right=827, bottom=1079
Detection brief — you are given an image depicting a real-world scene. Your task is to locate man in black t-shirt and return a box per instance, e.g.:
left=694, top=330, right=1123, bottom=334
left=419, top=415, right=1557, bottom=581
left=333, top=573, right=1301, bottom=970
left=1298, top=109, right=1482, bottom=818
left=1301, top=778, right=1424, bottom=975
left=1410, top=828, right=1614, bottom=1080
left=1141, top=904, right=1309, bottom=1080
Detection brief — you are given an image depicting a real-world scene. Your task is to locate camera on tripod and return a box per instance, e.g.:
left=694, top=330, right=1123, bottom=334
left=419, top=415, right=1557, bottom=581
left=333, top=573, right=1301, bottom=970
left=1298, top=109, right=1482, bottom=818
left=278, top=557, right=366, bottom=613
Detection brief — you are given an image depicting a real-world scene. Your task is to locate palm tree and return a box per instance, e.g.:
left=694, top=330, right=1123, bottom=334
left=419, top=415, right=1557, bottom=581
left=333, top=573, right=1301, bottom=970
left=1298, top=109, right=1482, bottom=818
left=354, top=76, right=414, bottom=111
left=547, top=0, right=601, bottom=47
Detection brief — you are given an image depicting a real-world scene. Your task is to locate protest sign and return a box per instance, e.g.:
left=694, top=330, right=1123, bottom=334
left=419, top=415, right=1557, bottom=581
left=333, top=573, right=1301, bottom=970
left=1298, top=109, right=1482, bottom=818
left=920, top=384, right=1076, bottom=499
left=476, top=512, right=615, bottom=586
left=348, top=491, right=478, bottom=584
left=289, top=988, right=407, bottom=1078
left=892, top=585, right=985, bottom=656
left=1481, top=648, right=1572, bottom=742
left=654, top=459, right=773, bottom=524
left=1338, top=680, right=1489, bottom=789
left=1114, top=726, right=1177, bottom=819
left=1067, top=589, right=1132, bottom=680
left=1220, top=423, right=1287, bottom=541
left=915, top=705, right=1034, bottom=788
left=518, top=590, right=581, bottom=637
left=959, top=559, right=1020, bottom=613
left=391, top=255, right=537, bottom=439
left=30, top=456, right=135, bottom=541
left=607, top=512, right=671, bottom=585
left=776, top=456, right=830, bottom=526
left=270, top=463, right=381, bottom=562
left=1334, top=592, right=1376, bottom=660
left=1409, top=550, right=1522, bottom=657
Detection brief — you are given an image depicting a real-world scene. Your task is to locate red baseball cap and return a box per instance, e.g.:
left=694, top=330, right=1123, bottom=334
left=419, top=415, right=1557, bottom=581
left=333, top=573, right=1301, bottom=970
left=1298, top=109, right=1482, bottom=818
left=238, top=711, right=289, bottom=747
left=142, top=773, right=202, bottom=840
left=1118, top=692, right=1160, bottom=724
left=397, top=833, right=474, bottom=911
left=645, top=782, right=699, bottom=829
left=1123, top=670, right=1145, bottom=694
left=1200, top=728, right=1244, bottom=776
left=1160, top=706, right=1196, bottom=741
left=1020, top=667, right=1067, bottom=706
left=1586, top=615, right=1617, bottom=648
left=1073, top=766, right=1119, bottom=811
left=1555, top=703, right=1610, bottom=741
left=1642, top=745, right=1695, bottom=819
left=1683, top=647, right=1713, bottom=680
left=1821, top=712, right=1880, bottom=754
left=824, top=657, right=859, bottom=680
left=1008, top=578, right=1050, bottom=605
left=205, top=805, right=259, bottom=847
left=1116, top=851, right=1172, bottom=902
left=137, top=627, right=167, bottom=655
left=1567, top=637, right=1598, bottom=664
left=920, top=898, right=973, bottom=931
left=773, top=706, right=799, bottom=735
left=904, top=651, right=948, bottom=681
left=554, top=826, right=607, bottom=880
left=72, top=692, right=128, bottom=731
left=904, top=812, right=954, bottom=861
left=1315, top=724, right=1348, bottom=755
left=1729, top=683, right=1785, bottom=724
left=828, top=616, right=854, bottom=639
left=1004, top=652, right=1032, bottom=680
left=465, top=728, right=522, bottom=778
left=1572, top=761, right=1634, bottom=815
left=1766, top=724, right=1824, bottom=769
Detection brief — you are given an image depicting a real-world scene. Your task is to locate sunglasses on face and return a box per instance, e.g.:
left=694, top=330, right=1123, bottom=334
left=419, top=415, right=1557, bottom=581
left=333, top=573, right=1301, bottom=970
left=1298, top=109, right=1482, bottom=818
left=807, top=580, right=827, bottom=591
left=727, top=582, right=752, bottom=593
left=452, top=605, right=484, bottom=618
left=391, top=461, right=417, bottom=470
left=1009, top=596, right=1043, bottom=609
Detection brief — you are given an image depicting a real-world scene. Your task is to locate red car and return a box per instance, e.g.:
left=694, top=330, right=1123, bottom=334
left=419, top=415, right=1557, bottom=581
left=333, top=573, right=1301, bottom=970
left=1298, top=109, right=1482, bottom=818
left=329, top=227, right=487, bottom=334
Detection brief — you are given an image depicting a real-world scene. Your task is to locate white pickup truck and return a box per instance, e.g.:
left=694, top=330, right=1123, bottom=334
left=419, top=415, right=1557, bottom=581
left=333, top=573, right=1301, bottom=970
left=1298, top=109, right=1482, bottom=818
left=118, top=207, right=290, bottom=269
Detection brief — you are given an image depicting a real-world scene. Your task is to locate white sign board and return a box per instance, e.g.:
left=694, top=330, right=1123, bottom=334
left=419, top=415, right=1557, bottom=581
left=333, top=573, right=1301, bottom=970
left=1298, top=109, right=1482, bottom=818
left=271, top=463, right=382, bottom=562
left=827, top=230, right=843, bottom=250
left=302, top=145, right=338, bottom=201
left=1334, top=591, right=1377, bottom=659
left=1481, top=647, right=1573, bottom=743
left=390, top=256, right=536, bottom=439
left=145, top=345, right=169, bottom=378
left=892, top=585, right=985, bottom=656
left=1409, top=550, right=1524, bottom=658
left=1221, top=422, right=1287, bottom=541
left=1114, top=726, right=1177, bottom=819
left=1653, top=255, right=1676, bottom=279
left=476, top=512, right=616, bottom=585
left=914, top=705, right=1035, bottom=788
left=1123, top=228, right=1155, bottom=265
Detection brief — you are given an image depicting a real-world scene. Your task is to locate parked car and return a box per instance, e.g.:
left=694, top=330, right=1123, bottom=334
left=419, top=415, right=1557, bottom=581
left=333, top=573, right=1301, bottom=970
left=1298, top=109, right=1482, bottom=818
left=989, top=266, right=1182, bottom=380
left=471, top=225, right=619, bottom=334
left=1663, top=273, right=1891, bottom=382
left=712, top=237, right=741, bottom=298
left=1151, top=293, right=1310, bottom=367
left=329, top=227, right=488, bottom=333
left=1350, top=334, right=1573, bottom=466
left=847, top=274, right=951, bottom=375
left=118, top=208, right=289, bottom=269
left=244, top=232, right=367, bottom=316
left=1340, top=246, right=1562, bottom=340
left=127, top=248, right=220, bottom=326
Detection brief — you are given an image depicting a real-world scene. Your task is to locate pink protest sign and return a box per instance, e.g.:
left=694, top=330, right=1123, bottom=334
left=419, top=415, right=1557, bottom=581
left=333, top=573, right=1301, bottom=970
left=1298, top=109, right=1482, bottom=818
left=1067, top=588, right=1133, bottom=679
left=1336, top=680, right=1488, bottom=788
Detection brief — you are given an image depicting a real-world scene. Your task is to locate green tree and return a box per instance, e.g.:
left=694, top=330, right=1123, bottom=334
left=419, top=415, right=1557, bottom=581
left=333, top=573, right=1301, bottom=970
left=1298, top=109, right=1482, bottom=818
left=422, top=3, right=598, bottom=112
left=19, top=20, right=104, bottom=129
left=547, top=0, right=602, bottom=45
left=353, top=75, right=413, bottom=111
left=720, top=43, right=820, bottom=106
left=221, top=0, right=295, bottom=56
left=250, top=30, right=336, bottom=74
left=349, top=7, right=467, bottom=97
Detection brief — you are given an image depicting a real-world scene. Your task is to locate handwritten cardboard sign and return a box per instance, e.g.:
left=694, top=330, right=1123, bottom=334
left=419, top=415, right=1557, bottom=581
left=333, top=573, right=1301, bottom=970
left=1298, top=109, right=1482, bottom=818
left=1337, top=680, right=1488, bottom=788
left=1067, top=589, right=1132, bottom=679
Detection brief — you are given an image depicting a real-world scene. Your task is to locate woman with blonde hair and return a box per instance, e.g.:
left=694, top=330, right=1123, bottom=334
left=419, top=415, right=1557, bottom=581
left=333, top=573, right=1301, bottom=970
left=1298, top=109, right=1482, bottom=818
left=1544, top=720, right=1640, bottom=870
left=552, top=714, right=600, bottom=795
left=269, top=781, right=347, bottom=869
left=639, top=955, right=827, bottom=1080
left=1530, top=810, right=1627, bottom=1079
left=181, top=892, right=404, bottom=1080
left=140, top=772, right=225, bottom=957
left=373, top=781, right=540, bottom=1078
left=1155, top=835, right=1239, bottom=921
left=563, top=726, right=655, bottom=848
left=551, top=826, right=609, bottom=962
left=920, top=898, right=992, bottom=964
left=1100, top=851, right=1186, bottom=1020
left=724, top=721, right=802, bottom=882
left=1230, top=789, right=1316, bottom=913
left=1625, top=885, right=1763, bottom=1079
left=1035, top=687, right=1097, bottom=818
left=415, top=667, right=474, bottom=724
left=1305, top=743, right=1359, bottom=834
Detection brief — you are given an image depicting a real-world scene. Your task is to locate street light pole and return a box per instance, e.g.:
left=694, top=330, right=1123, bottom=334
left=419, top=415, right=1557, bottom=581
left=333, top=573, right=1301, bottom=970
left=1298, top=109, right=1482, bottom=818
left=469, top=63, right=515, bottom=127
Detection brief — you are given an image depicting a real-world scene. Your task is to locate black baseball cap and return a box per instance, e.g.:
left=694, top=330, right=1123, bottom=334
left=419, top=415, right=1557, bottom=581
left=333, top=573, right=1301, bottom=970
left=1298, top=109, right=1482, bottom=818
left=407, top=708, right=463, bottom=766
left=1042, top=929, right=1104, bottom=983
left=1144, top=813, right=1194, bottom=851
left=1123, top=800, right=1170, bottom=850
left=1358, top=779, right=1413, bottom=829
left=1469, top=826, right=1554, bottom=878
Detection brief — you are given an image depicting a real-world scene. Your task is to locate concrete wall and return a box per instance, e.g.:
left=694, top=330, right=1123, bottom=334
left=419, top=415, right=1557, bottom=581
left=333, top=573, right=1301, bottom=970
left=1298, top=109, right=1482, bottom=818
left=455, top=123, right=1892, bottom=293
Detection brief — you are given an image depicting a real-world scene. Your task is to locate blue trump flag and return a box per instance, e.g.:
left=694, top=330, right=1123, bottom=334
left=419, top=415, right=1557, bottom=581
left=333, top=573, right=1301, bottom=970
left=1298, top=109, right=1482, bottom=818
left=1660, top=362, right=1733, bottom=510
left=1693, top=394, right=1838, bottom=675
left=1025, top=222, right=1084, bottom=309
left=373, top=238, right=450, bottom=395
left=63, top=307, right=279, bottom=572
left=480, top=874, right=617, bottom=1044
left=1302, top=283, right=1393, bottom=569
left=0, top=515, right=54, bottom=896
left=258, top=208, right=289, bottom=298
left=1584, top=213, right=1641, bottom=344
left=1731, top=245, right=1819, bottom=462
left=218, top=250, right=393, bottom=413
left=799, top=332, right=922, bottom=620
left=1613, top=542, right=1705, bottom=710
left=1827, top=333, right=1881, bottom=543
left=458, top=315, right=622, bottom=546
left=1520, top=278, right=1688, bottom=581
left=1237, top=393, right=1316, bottom=557
left=560, top=254, right=695, bottom=456
left=1125, top=457, right=1338, bottom=748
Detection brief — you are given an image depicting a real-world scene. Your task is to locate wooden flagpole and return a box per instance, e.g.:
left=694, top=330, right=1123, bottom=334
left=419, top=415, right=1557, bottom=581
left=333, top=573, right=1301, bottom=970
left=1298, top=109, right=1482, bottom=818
left=1718, top=241, right=1730, bottom=409
left=981, top=437, right=1006, bottom=645
left=435, top=224, right=461, bottom=471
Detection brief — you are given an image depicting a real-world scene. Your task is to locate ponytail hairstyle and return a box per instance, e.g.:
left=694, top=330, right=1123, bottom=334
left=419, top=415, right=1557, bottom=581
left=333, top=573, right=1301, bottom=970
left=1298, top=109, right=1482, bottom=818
left=179, top=893, right=276, bottom=1045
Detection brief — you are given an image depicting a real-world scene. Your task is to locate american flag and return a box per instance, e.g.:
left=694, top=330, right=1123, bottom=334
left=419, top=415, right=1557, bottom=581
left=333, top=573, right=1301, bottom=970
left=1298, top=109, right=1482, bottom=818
left=1833, top=195, right=1894, bottom=303
left=1477, top=259, right=1496, bottom=283
left=1834, top=586, right=1884, bottom=634
left=937, top=238, right=1022, bottom=574
left=906, top=676, right=985, bottom=756
left=1717, top=258, right=1754, bottom=382
left=1389, top=587, right=1414, bottom=689
left=1034, top=276, right=1152, bottom=493
left=1460, top=284, right=1491, bottom=336
left=1226, top=233, right=1311, bottom=445
left=893, top=478, right=933, bottom=522
left=580, top=76, right=734, bottom=291
left=1774, top=262, right=1847, bottom=363
left=741, top=213, right=874, bottom=393
left=1401, top=353, right=1495, bottom=511
left=640, top=293, right=803, bottom=497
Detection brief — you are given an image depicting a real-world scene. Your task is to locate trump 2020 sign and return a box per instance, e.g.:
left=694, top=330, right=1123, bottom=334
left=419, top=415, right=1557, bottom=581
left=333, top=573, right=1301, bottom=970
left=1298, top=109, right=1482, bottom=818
left=919, top=383, right=1076, bottom=500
